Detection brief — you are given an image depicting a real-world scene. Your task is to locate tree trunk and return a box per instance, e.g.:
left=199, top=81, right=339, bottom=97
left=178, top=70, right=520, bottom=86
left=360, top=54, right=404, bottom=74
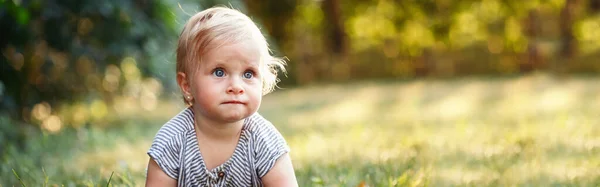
left=523, top=8, right=543, bottom=73
left=590, top=0, right=600, bottom=12
left=321, top=0, right=347, bottom=55
left=552, top=0, right=579, bottom=76
left=414, top=48, right=433, bottom=77
left=321, top=0, right=349, bottom=81
left=560, top=0, right=578, bottom=59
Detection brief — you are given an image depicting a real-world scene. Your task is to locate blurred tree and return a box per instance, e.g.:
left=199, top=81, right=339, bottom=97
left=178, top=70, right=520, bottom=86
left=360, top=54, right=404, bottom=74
left=524, top=8, right=543, bottom=72
left=243, top=0, right=297, bottom=49
left=411, top=0, right=466, bottom=76
left=0, top=0, right=176, bottom=148
left=560, top=0, right=579, bottom=60
left=590, top=0, right=600, bottom=12
left=242, top=0, right=298, bottom=83
left=320, top=0, right=350, bottom=80
left=321, top=0, right=347, bottom=55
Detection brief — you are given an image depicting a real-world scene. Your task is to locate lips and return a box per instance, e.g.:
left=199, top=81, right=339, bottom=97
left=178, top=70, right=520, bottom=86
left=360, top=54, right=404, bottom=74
left=222, top=100, right=245, bottom=104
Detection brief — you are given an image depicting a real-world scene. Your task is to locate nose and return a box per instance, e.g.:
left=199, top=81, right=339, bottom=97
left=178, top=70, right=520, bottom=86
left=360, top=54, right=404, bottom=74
left=227, top=78, right=244, bottom=94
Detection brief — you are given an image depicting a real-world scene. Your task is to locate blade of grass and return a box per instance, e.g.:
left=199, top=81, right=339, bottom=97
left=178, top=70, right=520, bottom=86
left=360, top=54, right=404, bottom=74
left=119, top=172, right=134, bottom=186
left=42, top=167, right=48, bottom=187
left=12, top=168, right=26, bottom=187
left=107, top=171, right=114, bottom=187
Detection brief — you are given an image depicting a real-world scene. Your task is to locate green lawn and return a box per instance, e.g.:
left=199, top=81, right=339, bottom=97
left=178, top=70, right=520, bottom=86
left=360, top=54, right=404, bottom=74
left=3, top=73, right=600, bottom=186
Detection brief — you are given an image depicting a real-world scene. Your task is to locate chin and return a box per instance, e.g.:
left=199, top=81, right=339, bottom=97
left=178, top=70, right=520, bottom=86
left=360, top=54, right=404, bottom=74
left=220, top=113, right=250, bottom=123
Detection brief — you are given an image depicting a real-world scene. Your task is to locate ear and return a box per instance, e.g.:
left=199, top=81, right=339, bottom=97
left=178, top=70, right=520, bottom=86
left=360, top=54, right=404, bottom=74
left=177, top=72, right=192, bottom=96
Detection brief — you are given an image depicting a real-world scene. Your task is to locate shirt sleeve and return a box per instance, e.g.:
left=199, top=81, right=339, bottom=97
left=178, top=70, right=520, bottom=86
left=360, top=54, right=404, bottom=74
left=253, top=120, right=291, bottom=178
left=147, top=131, right=182, bottom=179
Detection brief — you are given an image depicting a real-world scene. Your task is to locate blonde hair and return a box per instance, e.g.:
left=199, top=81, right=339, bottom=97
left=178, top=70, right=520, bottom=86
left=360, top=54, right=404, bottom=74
left=176, top=6, right=286, bottom=102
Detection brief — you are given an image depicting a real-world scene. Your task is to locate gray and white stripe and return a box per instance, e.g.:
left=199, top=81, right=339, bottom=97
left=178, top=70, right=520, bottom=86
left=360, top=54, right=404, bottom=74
left=147, top=108, right=290, bottom=187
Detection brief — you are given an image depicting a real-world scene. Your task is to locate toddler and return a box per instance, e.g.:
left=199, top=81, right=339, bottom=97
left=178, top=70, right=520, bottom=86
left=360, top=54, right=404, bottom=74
left=145, top=6, right=297, bottom=187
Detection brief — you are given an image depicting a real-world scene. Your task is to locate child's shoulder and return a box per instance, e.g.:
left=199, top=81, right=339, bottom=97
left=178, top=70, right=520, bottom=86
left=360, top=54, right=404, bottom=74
left=153, top=107, right=195, bottom=140
left=244, top=113, right=278, bottom=135
left=147, top=107, right=195, bottom=179
left=243, top=112, right=287, bottom=144
left=243, top=113, right=290, bottom=177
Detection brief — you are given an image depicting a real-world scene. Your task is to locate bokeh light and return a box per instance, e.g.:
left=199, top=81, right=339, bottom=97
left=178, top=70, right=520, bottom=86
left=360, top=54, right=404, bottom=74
left=42, top=115, right=62, bottom=133
left=31, top=102, right=51, bottom=121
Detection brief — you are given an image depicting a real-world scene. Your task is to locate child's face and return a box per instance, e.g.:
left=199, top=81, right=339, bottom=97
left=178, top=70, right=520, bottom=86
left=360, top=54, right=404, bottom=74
left=187, top=39, right=263, bottom=123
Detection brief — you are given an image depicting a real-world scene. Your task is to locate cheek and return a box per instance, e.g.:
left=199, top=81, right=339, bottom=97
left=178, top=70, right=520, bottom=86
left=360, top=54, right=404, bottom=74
left=249, top=92, right=262, bottom=109
left=191, top=78, right=218, bottom=96
left=246, top=83, right=262, bottom=101
left=248, top=82, right=263, bottom=95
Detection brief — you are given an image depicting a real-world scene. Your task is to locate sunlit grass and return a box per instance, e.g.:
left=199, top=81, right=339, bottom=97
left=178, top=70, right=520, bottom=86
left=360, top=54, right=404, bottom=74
left=260, top=73, right=600, bottom=186
left=3, top=73, right=600, bottom=186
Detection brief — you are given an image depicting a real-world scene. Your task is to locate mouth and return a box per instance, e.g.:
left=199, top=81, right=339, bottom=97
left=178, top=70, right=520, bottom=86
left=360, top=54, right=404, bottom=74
left=222, top=100, right=245, bottom=105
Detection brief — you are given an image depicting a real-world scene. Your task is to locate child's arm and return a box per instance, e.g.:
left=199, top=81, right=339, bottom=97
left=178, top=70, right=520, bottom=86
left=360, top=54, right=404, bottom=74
left=261, top=153, right=298, bottom=187
left=145, top=158, right=177, bottom=187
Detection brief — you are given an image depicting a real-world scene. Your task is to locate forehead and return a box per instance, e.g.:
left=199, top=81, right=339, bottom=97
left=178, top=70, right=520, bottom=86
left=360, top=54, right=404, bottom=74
left=202, top=39, right=262, bottom=65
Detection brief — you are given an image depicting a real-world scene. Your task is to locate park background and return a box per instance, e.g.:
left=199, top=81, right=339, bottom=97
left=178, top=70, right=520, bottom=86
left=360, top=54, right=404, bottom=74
left=2, top=0, right=600, bottom=186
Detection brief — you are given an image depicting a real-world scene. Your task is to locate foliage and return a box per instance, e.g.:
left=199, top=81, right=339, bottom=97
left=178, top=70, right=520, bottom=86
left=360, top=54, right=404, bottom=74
left=243, top=0, right=600, bottom=85
left=0, top=0, right=176, bottom=125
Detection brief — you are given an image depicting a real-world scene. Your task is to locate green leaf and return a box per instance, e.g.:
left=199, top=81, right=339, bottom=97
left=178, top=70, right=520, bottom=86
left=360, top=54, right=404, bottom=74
left=16, top=6, right=29, bottom=25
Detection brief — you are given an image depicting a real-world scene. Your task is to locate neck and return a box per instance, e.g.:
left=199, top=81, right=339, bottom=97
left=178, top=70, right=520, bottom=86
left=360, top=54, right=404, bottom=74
left=192, top=109, right=244, bottom=141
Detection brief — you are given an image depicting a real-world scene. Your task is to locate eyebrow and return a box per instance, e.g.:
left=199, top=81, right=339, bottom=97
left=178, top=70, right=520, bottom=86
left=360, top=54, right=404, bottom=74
left=208, top=61, right=227, bottom=67
left=206, top=61, right=259, bottom=69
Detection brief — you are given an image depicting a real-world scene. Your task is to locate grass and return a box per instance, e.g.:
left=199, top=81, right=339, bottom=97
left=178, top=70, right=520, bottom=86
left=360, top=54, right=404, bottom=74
left=3, top=73, right=600, bottom=186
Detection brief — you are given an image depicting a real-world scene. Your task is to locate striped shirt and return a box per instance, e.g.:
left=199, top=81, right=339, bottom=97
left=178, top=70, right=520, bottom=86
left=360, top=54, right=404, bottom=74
left=147, top=107, right=290, bottom=187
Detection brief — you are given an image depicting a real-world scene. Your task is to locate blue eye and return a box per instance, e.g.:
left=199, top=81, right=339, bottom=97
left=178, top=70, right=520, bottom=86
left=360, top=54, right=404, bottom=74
left=213, top=68, right=225, bottom=77
left=243, top=71, right=254, bottom=79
